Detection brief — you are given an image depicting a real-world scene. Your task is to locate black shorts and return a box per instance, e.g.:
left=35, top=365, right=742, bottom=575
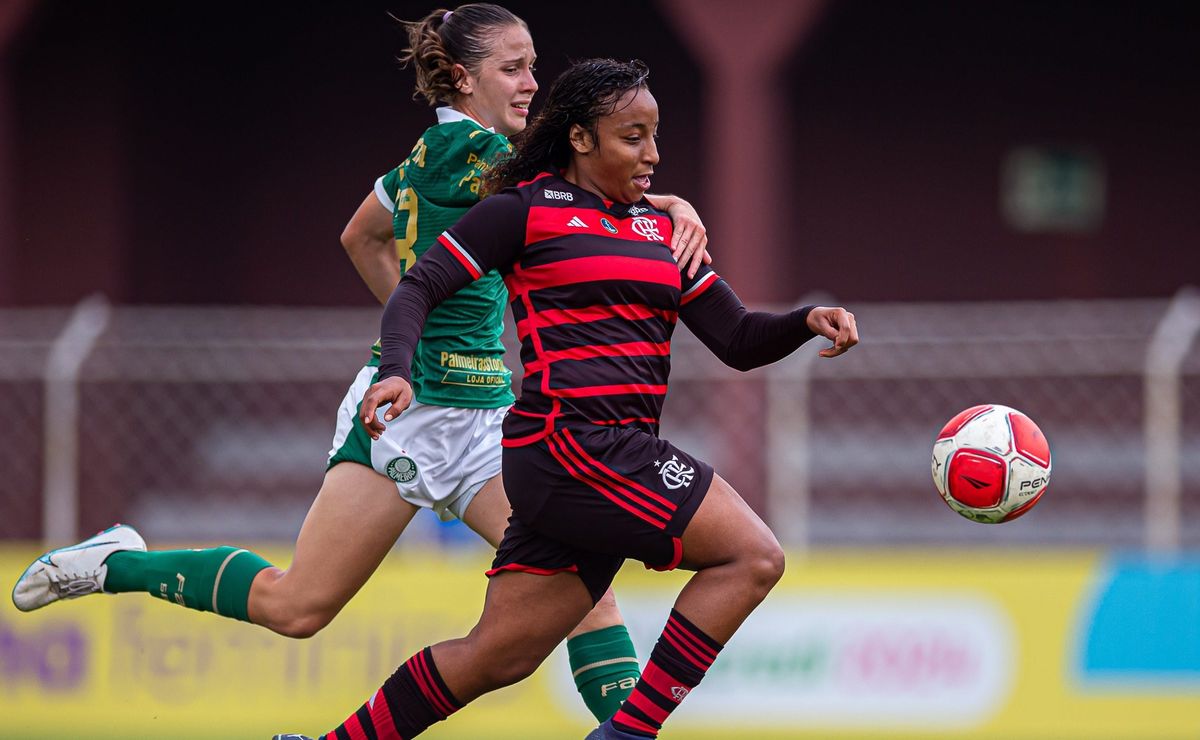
left=487, top=424, right=714, bottom=603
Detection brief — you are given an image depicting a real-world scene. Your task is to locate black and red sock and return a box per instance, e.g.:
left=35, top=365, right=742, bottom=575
left=611, top=609, right=724, bottom=737
left=321, top=647, right=461, bottom=740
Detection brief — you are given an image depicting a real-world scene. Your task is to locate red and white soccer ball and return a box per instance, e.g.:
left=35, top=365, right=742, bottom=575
left=931, top=404, right=1052, bottom=523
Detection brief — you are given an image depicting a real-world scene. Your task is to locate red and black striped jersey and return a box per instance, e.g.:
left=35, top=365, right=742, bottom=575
left=380, top=172, right=819, bottom=446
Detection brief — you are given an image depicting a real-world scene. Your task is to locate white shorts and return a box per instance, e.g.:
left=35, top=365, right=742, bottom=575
left=328, top=365, right=506, bottom=521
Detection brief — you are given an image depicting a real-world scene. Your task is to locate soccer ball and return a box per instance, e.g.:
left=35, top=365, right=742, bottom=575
left=931, top=404, right=1051, bottom=523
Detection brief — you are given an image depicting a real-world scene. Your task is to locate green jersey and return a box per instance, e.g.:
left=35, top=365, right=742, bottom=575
left=371, top=111, right=514, bottom=408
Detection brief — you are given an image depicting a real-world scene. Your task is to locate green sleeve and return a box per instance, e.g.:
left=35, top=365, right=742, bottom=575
left=374, top=167, right=402, bottom=212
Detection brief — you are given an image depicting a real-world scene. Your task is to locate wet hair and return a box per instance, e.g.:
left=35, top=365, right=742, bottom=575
left=484, top=58, right=650, bottom=194
left=397, top=3, right=528, bottom=106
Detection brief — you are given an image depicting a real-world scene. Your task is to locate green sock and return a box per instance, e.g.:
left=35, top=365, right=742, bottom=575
left=103, top=547, right=272, bottom=623
left=567, top=624, right=641, bottom=722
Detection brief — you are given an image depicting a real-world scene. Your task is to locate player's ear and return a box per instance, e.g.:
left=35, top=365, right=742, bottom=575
left=568, top=123, right=594, bottom=154
left=452, top=63, right=473, bottom=95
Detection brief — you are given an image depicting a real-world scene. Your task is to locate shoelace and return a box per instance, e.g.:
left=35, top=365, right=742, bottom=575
left=49, top=571, right=102, bottom=597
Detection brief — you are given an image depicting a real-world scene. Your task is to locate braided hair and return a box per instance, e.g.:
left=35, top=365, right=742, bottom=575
left=484, top=58, right=650, bottom=194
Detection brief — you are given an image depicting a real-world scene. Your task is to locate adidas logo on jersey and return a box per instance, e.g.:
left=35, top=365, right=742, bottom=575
left=567, top=216, right=588, bottom=228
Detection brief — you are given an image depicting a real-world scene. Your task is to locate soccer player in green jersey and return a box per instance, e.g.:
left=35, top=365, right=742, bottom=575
left=12, top=3, right=710, bottom=724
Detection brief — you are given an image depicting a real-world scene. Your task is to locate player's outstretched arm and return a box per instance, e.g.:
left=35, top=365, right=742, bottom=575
left=681, top=275, right=858, bottom=370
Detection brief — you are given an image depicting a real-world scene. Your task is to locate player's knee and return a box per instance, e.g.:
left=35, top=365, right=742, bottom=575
left=461, top=632, right=548, bottom=689
left=253, top=568, right=344, bottom=639
left=483, top=650, right=544, bottom=688
left=742, top=539, right=786, bottom=596
left=260, top=591, right=340, bottom=638
left=270, top=608, right=336, bottom=639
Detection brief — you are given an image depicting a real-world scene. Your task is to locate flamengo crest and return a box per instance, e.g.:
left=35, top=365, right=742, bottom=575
left=658, top=455, right=695, bottom=490
left=631, top=216, right=663, bottom=242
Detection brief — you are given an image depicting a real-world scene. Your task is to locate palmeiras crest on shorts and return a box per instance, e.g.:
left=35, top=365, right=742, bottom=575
left=385, top=456, right=419, bottom=483
left=656, top=455, right=695, bottom=490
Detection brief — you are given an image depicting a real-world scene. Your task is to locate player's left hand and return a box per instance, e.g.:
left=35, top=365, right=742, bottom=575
left=806, top=306, right=859, bottom=358
left=663, top=197, right=711, bottom=279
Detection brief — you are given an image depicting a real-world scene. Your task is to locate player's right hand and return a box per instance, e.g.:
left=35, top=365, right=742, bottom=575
left=360, top=376, right=414, bottom=439
left=806, top=306, right=859, bottom=358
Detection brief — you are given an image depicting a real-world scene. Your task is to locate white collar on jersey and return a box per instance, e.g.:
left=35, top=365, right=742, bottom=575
left=436, top=106, right=495, bottom=132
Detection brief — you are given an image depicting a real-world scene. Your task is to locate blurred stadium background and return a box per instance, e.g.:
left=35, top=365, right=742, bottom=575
left=1, top=1, right=1198, bottom=738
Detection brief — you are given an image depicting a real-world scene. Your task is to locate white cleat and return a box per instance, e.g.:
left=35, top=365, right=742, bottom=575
left=11, top=524, right=146, bottom=612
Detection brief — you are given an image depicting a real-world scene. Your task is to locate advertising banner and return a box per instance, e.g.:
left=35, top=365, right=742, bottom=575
left=2, top=546, right=1197, bottom=739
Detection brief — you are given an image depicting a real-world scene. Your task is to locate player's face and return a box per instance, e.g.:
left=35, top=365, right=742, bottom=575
left=573, top=87, right=660, bottom=204
left=455, top=24, right=537, bottom=136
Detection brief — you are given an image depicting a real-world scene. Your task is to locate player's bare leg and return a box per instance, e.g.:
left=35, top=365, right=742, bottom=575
left=318, top=570, right=594, bottom=739
left=462, top=474, right=641, bottom=719
left=455, top=473, right=510, bottom=546
left=247, top=462, right=419, bottom=637
left=673, top=474, right=785, bottom=640
left=435, top=571, right=595, bottom=700
left=599, top=474, right=785, bottom=738
left=12, top=462, right=415, bottom=631
left=317, top=473, right=783, bottom=740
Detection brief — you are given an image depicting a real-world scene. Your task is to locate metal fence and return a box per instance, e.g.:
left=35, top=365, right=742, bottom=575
left=2, top=291, right=1197, bottom=551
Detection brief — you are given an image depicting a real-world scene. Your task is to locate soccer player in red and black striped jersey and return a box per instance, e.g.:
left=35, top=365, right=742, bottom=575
left=312, top=58, right=858, bottom=740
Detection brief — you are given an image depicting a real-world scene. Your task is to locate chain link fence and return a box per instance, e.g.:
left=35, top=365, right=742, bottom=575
left=2, top=295, right=1197, bottom=549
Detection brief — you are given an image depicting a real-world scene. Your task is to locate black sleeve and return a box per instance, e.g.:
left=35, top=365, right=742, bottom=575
left=679, top=268, right=818, bottom=372
left=378, top=190, right=526, bottom=381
